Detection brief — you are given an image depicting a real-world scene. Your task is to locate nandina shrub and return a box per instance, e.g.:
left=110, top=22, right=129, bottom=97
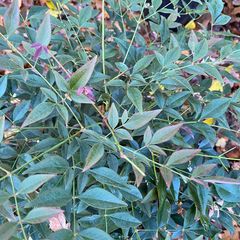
left=0, top=0, right=240, bottom=239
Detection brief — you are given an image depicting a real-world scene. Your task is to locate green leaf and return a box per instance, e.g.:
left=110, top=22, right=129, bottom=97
left=70, top=91, right=93, bottom=104
left=158, top=199, right=171, bottom=228
left=127, top=87, right=143, bottom=113
left=56, top=104, right=69, bottom=124
left=26, top=187, right=71, bottom=208
left=0, top=76, right=8, bottom=97
left=0, top=115, right=4, bottom=143
left=214, top=14, right=231, bottom=25
left=80, top=187, right=127, bottom=209
left=0, top=222, right=18, bottom=240
left=48, top=229, right=73, bottom=240
left=150, top=123, right=183, bottom=145
left=108, top=103, right=119, bottom=129
left=152, top=0, right=162, bottom=10
left=109, top=212, right=141, bottom=228
left=23, top=155, right=69, bottom=174
left=207, top=0, right=224, bottom=22
left=118, top=185, right=143, bottom=202
left=143, top=126, right=152, bottom=145
left=200, top=98, right=230, bottom=119
left=193, top=39, right=208, bottom=62
left=22, top=102, right=55, bottom=127
left=4, top=0, right=19, bottom=36
left=0, top=191, right=10, bottom=205
left=82, top=143, right=104, bottom=172
left=68, top=56, right=97, bottom=90
left=215, top=184, right=240, bottom=203
left=124, top=110, right=161, bottom=130
left=164, top=47, right=181, bottom=66
left=23, top=207, right=63, bottom=224
left=167, top=149, right=200, bottom=166
left=36, top=13, right=51, bottom=46
left=52, top=70, right=68, bottom=92
left=79, top=227, right=113, bottom=240
left=115, top=128, right=133, bottom=141
left=189, top=184, right=209, bottom=215
left=90, top=167, right=128, bottom=188
left=132, top=55, right=155, bottom=73
left=18, top=174, right=55, bottom=194
left=13, top=100, right=31, bottom=122
left=41, top=88, right=58, bottom=102
left=199, top=63, right=223, bottom=83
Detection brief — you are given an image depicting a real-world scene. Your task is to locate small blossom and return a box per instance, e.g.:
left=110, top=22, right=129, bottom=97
left=48, top=211, right=70, bottom=232
left=31, top=42, right=48, bottom=60
left=77, top=86, right=95, bottom=101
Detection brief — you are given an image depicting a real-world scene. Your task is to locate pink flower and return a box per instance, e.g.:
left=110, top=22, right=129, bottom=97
left=31, top=42, right=48, bottom=60
left=48, top=211, right=70, bottom=232
left=77, top=86, right=95, bottom=101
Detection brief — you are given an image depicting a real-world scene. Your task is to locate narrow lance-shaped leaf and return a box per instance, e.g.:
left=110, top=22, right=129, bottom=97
left=69, top=56, right=97, bottom=90
left=167, top=149, right=200, bottom=166
left=25, top=187, right=71, bottom=208
left=22, top=102, right=55, bottom=128
left=79, top=227, right=113, bottom=240
left=0, top=191, right=10, bottom=205
left=18, top=174, right=56, bottom=194
left=80, top=187, right=127, bottom=209
left=160, top=167, right=173, bottom=189
left=23, top=207, right=63, bottom=224
left=150, top=123, right=183, bottom=145
left=90, top=167, right=128, bottom=188
left=23, top=155, right=69, bottom=174
left=127, top=87, right=143, bottom=113
left=109, top=212, right=141, bottom=228
left=124, top=110, right=161, bottom=130
left=132, top=55, right=155, bottom=73
left=200, top=98, right=230, bottom=120
left=108, top=103, right=119, bottom=129
left=0, top=116, right=5, bottom=143
left=4, top=0, right=19, bottom=36
left=82, top=143, right=104, bottom=172
left=193, top=39, right=208, bottom=62
left=36, top=13, right=51, bottom=46
left=0, top=76, right=8, bottom=97
left=0, top=222, right=18, bottom=240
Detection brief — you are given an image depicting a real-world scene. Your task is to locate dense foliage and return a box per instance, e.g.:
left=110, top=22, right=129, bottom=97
left=0, top=0, right=240, bottom=239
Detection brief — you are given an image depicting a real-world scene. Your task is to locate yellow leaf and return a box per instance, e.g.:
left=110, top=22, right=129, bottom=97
left=225, top=65, right=233, bottom=73
left=203, top=118, right=215, bottom=125
left=46, top=0, right=62, bottom=17
left=209, top=80, right=223, bottom=92
left=46, top=0, right=56, bottom=10
left=185, top=20, right=196, bottom=30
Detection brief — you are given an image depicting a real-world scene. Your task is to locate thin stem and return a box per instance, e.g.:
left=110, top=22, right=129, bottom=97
left=0, top=130, right=82, bottom=182
left=123, top=0, right=146, bottom=64
left=91, top=103, right=145, bottom=176
left=48, top=51, right=72, bottom=78
left=10, top=175, right=27, bottom=240
left=0, top=32, right=84, bottom=130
